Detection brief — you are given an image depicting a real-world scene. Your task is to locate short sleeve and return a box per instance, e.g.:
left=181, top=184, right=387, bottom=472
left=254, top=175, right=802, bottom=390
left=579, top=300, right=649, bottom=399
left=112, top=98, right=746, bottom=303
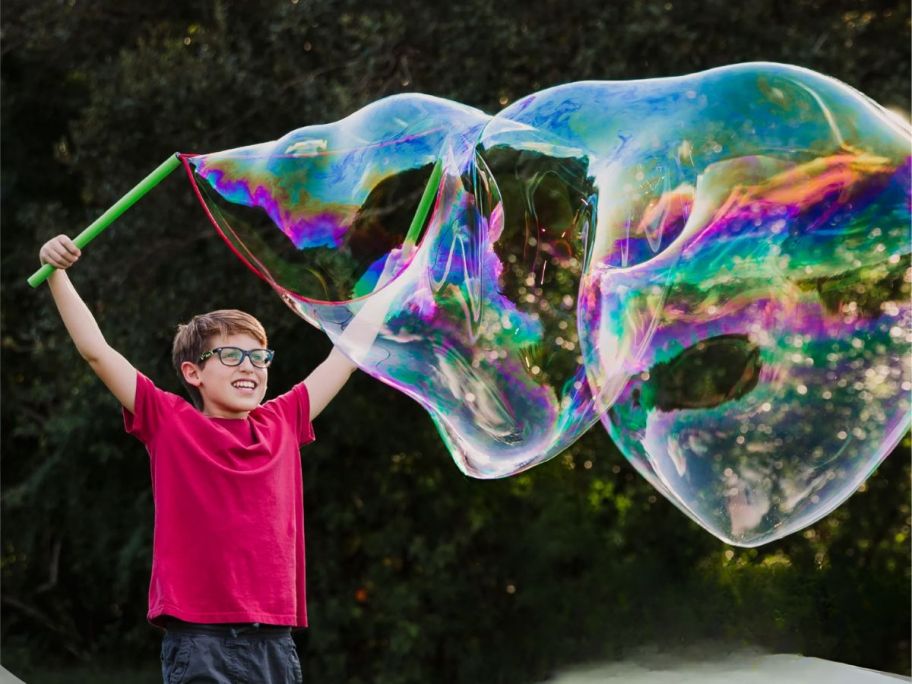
left=261, top=381, right=315, bottom=446
left=123, top=372, right=171, bottom=445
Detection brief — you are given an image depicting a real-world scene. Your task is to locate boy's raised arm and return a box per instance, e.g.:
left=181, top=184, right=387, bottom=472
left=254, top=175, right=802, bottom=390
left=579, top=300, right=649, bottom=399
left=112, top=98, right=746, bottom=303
left=40, top=235, right=138, bottom=413
left=304, top=347, right=357, bottom=421
left=303, top=245, right=410, bottom=420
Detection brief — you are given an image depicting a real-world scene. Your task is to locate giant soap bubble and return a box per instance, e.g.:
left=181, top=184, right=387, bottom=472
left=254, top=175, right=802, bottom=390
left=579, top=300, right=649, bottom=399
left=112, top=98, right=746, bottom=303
left=184, top=63, right=911, bottom=546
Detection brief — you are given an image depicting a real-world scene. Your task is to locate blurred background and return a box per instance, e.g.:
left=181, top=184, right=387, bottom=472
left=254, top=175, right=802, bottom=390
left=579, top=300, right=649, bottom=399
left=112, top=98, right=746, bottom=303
left=1, top=1, right=909, bottom=682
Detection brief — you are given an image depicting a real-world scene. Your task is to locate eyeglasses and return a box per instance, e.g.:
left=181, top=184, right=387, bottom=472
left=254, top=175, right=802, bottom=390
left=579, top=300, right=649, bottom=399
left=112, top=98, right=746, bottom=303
left=198, top=346, right=275, bottom=368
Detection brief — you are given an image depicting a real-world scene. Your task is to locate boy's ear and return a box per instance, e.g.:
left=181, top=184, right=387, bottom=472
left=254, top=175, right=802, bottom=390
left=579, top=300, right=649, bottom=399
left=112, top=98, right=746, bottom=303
left=180, top=361, right=203, bottom=387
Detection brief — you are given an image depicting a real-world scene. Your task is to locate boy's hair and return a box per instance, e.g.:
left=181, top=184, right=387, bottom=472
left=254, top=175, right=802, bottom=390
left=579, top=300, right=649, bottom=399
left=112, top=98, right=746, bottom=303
left=172, top=309, right=268, bottom=409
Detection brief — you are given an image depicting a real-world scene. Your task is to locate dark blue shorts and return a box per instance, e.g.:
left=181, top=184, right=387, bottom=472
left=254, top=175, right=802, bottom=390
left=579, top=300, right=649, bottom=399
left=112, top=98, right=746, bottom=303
left=160, top=621, right=303, bottom=684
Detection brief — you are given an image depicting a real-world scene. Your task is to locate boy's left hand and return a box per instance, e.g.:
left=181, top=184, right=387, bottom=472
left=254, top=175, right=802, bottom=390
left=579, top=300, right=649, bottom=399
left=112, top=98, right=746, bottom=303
left=374, top=245, right=414, bottom=291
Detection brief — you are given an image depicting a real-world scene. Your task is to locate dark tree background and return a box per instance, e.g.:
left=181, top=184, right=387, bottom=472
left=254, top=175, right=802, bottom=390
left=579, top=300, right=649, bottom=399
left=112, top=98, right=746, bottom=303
left=2, top=2, right=909, bottom=682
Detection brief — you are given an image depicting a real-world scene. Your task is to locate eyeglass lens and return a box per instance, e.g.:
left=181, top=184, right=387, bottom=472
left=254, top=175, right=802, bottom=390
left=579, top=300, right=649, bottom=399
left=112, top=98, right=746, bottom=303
left=218, top=347, right=272, bottom=367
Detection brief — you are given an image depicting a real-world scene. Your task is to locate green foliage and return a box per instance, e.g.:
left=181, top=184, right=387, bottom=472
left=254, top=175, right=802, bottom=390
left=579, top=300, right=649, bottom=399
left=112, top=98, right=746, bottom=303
left=1, top=1, right=909, bottom=682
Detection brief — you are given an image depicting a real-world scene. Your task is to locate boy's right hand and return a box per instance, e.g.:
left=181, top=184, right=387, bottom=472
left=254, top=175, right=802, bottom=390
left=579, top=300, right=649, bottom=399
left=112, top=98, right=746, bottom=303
left=39, top=235, right=81, bottom=270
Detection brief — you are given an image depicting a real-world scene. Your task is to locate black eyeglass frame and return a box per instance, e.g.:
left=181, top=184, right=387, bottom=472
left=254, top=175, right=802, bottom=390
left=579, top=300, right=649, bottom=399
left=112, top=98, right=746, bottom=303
left=198, top=346, right=275, bottom=368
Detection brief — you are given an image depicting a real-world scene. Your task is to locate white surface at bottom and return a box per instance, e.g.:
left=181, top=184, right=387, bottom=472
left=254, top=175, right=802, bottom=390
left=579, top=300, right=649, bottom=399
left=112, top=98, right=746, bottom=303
left=545, top=652, right=909, bottom=683
left=0, top=666, right=26, bottom=684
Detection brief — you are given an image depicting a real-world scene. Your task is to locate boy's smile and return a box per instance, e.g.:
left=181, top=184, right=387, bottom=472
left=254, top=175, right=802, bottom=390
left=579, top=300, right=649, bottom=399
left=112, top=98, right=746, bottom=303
left=183, top=332, right=270, bottom=419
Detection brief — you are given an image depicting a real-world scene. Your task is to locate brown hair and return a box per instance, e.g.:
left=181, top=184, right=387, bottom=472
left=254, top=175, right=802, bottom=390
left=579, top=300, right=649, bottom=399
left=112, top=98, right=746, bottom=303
left=171, top=309, right=268, bottom=409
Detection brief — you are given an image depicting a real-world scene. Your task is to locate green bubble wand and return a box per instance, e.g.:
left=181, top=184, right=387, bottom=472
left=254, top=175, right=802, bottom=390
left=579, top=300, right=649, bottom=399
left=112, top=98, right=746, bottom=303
left=27, top=153, right=182, bottom=288
left=29, top=154, right=443, bottom=290
left=403, top=158, right=443, bottom=251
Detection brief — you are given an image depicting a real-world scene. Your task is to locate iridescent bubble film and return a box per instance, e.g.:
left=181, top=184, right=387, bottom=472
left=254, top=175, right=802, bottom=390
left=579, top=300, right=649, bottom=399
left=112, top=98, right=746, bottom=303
left=184, top=63, right=911, bottom=546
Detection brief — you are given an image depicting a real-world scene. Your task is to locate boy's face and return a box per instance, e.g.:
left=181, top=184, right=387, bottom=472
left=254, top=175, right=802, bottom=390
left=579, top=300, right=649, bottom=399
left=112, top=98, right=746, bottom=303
left=182, top=332, right=269, bottom=418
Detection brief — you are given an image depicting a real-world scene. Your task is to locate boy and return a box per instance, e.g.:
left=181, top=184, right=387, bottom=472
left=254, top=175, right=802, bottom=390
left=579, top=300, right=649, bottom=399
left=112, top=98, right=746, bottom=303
left=39, top=233, right=359, bottom=683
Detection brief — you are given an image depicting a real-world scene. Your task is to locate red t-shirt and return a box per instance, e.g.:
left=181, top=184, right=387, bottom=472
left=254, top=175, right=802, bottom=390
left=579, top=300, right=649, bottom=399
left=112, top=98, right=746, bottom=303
left=123, top=372, right=314, bottom=627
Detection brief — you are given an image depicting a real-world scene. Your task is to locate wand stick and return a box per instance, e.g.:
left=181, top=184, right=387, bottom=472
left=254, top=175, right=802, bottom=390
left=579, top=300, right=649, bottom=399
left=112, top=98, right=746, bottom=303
left=28, top=153, right=182, bottom=288
left=402, top=158, right=443, bottom=250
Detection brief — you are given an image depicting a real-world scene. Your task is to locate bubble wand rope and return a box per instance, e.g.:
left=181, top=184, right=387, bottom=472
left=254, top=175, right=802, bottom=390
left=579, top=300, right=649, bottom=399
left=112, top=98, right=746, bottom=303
left=27, top=153, right=182, bottom=288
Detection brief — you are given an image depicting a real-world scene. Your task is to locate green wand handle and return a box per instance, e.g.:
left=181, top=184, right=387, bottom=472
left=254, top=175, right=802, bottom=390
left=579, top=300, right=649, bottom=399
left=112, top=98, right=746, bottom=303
left=402, top=158, right=444, bottom=249
left=28, top=153, right=182, bottom=288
